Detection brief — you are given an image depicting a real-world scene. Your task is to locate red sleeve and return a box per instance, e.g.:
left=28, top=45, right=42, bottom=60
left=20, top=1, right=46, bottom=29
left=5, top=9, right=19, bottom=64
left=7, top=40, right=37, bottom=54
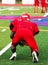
left=12, top=22, right=18, bottom=32
left=10, top=18, right=18, bottom=32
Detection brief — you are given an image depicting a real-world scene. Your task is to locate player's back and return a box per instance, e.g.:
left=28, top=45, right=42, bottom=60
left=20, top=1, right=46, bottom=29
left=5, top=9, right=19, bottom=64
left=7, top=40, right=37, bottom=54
left=19, top=21, right=39, bottom=35
left=17, top=21, right=36, bottom=33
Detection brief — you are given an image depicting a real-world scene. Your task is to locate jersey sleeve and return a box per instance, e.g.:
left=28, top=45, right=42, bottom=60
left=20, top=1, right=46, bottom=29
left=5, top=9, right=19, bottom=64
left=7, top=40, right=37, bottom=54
left=9, top=20, right=15, bottom=31
left=34, top=23, right=39, bottom=35
left=9, top=18, right=18, bottom=32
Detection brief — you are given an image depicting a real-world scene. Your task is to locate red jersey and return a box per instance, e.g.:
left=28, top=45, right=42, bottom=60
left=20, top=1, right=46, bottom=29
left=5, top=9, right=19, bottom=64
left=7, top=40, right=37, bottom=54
left=41, top=0, right=46, bottom=7
left=11, top=20, right=39, bottom=52
left=11, top=20, right=39, bottom=36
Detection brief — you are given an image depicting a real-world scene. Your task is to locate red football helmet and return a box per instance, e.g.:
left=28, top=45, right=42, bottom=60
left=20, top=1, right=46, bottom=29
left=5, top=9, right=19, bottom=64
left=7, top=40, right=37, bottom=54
left=21, top=13, right=30, bottom=21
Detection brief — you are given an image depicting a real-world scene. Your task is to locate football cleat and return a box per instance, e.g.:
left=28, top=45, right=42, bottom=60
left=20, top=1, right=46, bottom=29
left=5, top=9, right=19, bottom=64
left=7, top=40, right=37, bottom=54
left=32, top=51, right=39, bottom=63
left=10, top=52, right=16, bottom=60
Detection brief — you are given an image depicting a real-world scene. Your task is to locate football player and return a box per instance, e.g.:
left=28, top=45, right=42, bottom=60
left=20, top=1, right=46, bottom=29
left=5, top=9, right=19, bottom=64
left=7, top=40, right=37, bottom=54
left=34, top=0, right=39, bottom=13
left=9, top=13, right=39, bottom=63
left=46, top=0, right=48, bottom=12
left=41, top=0, right=46, bottom=13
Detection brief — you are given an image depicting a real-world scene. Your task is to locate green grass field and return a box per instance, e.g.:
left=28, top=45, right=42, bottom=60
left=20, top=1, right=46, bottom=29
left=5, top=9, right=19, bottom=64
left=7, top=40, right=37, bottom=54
left=0, top=6, right=48, bottom=65
left=0, top=6, right=44, bottom=16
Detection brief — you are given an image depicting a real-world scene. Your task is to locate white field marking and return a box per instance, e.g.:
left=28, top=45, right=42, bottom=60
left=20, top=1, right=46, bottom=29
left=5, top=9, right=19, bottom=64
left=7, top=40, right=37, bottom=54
left=8, top=8, right=20, bottom=11
left=38, top=12, right=48, bottom=21
left=44, top=12, right=48, bottom=17
left=0, top=42, right=11, bottom=56
left=40, top=29, right=48, bottom=31
left=1, top=29, right=6, bottom=32
left=0, top=27, right=9, bottom=29
left=0, top=7, right=20, bottom=11
left=0, top=9, right=6, bottom=11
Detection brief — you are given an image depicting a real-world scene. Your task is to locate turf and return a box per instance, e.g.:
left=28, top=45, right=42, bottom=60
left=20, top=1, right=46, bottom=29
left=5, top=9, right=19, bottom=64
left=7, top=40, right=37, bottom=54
left=0, top=6, right=44, bottom=16
left=0, top=20, right=48, bottom=65
left=0, top=20, right=11, bottom=50
left=0, top=6, right=48, bottom=65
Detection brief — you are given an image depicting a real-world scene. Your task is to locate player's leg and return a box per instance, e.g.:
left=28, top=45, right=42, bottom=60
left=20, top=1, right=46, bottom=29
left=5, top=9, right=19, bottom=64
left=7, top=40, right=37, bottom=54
left=34, top=6, right=38, bottom=14
left=41, top=7, right=46, bottom=13
left=46, top=3, right=48, bottom=12
left=10, top=32, right=21, bottom=60
left=41, top=1, right=46, bottom=13
left=10, top=31, right=15, bottom=39
left=25, top=37, right=39, bottom=63
left=34, top=0, right=39, bottom=13
left=10, top=29, right=24, bottom=60
left=10, top=45, right=17, bottom=60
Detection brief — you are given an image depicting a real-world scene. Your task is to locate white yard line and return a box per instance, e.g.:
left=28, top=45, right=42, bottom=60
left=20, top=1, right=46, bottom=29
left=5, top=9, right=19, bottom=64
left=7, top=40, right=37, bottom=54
left=40, top=30, right=48, bottom=31
left=0, top=42, right=11, bottom=56
left=1, top=29, right=6, bottom=32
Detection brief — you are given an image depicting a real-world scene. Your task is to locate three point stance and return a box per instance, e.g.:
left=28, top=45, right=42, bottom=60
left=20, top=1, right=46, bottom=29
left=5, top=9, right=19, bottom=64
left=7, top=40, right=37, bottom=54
left=9, top=13, right=39, bottom=63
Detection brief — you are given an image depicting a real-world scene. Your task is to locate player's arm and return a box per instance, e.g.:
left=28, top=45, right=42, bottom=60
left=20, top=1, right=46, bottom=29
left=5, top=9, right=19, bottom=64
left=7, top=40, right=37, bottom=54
left=10, top=31, right=15, bottom=39
left=9, top=23, right=15, bottom=39
left=9, top=23, right=14, bottom=30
